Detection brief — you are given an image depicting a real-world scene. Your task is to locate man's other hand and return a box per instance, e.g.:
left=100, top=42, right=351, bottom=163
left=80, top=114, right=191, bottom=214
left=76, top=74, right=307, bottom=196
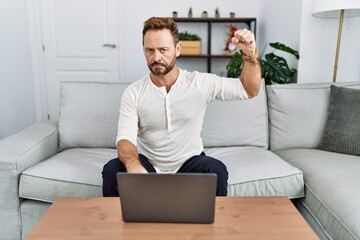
left=125, top=162, right=148, bottom=173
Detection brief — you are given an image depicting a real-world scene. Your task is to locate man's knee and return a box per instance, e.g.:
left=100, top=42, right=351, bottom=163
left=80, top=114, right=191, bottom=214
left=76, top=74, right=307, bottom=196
left=207, top=158, right=228, bottom=178
left=102, top=158, right=125, bottom=197
left=102, top=158, right=125, bottom=177
left=206, top=158, right=228, bottom=196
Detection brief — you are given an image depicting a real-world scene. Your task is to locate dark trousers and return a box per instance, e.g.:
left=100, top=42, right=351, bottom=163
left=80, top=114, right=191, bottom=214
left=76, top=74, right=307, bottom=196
left=102, top=152, right=228, bottom=197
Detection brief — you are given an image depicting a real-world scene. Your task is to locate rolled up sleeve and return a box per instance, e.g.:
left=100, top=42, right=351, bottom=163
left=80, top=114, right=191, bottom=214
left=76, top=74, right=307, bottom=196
left=194, top=72, right=249, bottom=102
left=116, top=86, right=138, bottom=147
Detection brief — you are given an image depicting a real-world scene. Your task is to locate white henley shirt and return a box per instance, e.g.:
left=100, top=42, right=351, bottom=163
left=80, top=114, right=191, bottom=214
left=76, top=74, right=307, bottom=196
left=116, top=69, right=248, bottom=173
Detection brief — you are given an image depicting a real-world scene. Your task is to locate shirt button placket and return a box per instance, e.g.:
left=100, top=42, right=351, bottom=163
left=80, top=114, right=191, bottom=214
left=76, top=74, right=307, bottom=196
left=165, top=95, right=172, bottom=132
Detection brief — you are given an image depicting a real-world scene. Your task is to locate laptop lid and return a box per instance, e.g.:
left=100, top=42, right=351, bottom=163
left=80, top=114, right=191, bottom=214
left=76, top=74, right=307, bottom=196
left=116, top=173, right=217, bottom=224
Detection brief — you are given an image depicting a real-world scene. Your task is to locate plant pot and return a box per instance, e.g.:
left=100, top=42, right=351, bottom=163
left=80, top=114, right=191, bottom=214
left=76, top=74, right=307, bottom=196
left=180, top=40, right=201, bottom=55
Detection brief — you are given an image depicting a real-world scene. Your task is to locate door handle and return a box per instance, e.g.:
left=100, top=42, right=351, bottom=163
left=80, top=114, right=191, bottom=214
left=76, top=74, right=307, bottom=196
left=103, top=44, right=116, bottom=48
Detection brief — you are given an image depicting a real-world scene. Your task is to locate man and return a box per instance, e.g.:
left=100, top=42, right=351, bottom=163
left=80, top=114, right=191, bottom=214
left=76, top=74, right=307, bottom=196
left=102, top=17, right=261, bottom=196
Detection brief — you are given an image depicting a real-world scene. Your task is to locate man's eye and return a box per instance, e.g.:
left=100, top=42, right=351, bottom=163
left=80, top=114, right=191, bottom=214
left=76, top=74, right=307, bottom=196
left=146, top=49, right=153, bottom=53
left=161, top=48, right=168, bottom=53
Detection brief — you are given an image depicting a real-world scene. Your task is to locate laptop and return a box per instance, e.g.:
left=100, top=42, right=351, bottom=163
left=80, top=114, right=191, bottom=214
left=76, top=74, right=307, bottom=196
left=116, top=172, right=217, bottom=224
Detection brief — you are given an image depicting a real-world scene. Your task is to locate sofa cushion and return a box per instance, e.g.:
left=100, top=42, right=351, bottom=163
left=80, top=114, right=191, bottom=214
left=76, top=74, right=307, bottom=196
left=204, top=146, right=304, bottom=198
left=19, top=148, right=117, bottom=202
left=59, top=82, right=129, bottom=150
left=319, top=85, right=360, bottom=156
left=266, top=82, right=360, bottom=151
left=202, top=80, right=268, bottom=148
left=20, top=147, right=303, bottom=202
left=59, top=80, right=268, bottom=150
left=276, top=148, right=360, bottom=240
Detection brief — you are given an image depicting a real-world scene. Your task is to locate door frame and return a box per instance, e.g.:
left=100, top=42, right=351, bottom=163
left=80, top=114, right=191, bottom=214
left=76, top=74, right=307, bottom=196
left=27, top=0, right=48, bottom=120
left=26, top=0, right=124, bottom=121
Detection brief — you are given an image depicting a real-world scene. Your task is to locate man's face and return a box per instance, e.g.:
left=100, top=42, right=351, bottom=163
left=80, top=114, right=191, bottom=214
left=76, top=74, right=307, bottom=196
left=143, top=29, right=180, bottom=77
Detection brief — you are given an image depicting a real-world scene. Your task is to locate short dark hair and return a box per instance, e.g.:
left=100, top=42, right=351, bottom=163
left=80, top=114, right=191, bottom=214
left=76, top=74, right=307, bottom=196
left=142, top=17, right=179, bottom=45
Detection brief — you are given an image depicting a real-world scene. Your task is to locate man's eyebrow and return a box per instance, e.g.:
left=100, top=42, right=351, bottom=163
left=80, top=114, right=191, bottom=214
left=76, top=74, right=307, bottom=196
left=145, top=46, right=169, bottom=50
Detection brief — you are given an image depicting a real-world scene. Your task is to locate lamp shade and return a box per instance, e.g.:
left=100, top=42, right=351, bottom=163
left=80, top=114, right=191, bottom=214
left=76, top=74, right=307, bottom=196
left=313, top=0, right=360, bottom=18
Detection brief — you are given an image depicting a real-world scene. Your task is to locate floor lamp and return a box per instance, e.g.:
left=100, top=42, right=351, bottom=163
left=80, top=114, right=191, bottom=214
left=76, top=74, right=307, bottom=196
left=312, top=0, right=360, bottom=83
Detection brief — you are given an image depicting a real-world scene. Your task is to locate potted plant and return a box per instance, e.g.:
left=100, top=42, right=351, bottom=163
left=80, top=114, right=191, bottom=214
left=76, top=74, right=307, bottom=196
left=202, top=11, right=208, bottom=18
left=179, top=31, right=201, bottom=41
left=188, top=7, right=193, bottom=18
left=226, top=42, right=300, bottom=85
left=179, top=31, right=202, bottom=55
left=215, top=7, right=220, bottom=18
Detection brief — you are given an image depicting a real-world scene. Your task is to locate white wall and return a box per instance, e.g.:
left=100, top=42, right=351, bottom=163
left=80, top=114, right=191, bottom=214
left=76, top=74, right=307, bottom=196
left=298, top=0, right=360, bottom=83
left=259, top=0, right=303, bottom=72
left=0, top=0, right=36, bottom=139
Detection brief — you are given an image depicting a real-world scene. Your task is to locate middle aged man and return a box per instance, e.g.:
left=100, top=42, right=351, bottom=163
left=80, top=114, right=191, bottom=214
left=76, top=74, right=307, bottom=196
left=102, top=17, right=261, bottom=197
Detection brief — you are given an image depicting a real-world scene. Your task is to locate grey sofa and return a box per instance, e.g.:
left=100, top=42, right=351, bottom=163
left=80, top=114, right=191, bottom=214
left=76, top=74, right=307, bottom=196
left=0, top=80, right=359, bottom=240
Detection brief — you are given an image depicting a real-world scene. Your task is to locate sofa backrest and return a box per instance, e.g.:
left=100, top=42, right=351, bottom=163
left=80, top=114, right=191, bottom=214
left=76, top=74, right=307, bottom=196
left=59, top=82, right=128, bottom=150
left=59, top=80, right=269, bottom=150
left=202, top=80, right=268, bottom=148
left=266, top=82, right=360, bottom=151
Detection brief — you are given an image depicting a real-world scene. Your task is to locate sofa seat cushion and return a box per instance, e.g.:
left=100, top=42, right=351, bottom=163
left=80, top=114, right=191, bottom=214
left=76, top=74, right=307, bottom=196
left=19, top=148, right=117, bottom=202
left=20, top=147, right=304, bottom=203
left=204, top=146, right=304, bottom=198
left=275, top=148, right=360, bottom=240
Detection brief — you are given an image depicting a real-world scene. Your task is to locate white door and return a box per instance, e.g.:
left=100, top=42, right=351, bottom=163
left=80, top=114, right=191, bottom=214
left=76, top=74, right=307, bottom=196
left=40, top=0, right=119, bottom=120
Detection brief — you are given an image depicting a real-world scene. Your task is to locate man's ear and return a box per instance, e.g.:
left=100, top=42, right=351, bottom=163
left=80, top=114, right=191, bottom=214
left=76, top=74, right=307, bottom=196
left=176, top=42, right=181, bottom=57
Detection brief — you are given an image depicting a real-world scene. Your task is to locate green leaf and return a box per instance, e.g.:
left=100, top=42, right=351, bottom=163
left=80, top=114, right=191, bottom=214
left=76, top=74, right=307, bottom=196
left=269, top=42, right=300, bottom=60
left=260, top=53, right=292, bottom=84
left=179, top=31, right=201, bottom=41
left=290, top=68, right=297, bottom=77
left=226, top=41, right=300, bottom=85
left=226, top=51, right=243, bottom=78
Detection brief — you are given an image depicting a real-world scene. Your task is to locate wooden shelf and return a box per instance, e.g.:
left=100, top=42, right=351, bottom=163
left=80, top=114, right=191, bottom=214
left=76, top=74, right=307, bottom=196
left=179, top=54, right=209, bottom=58
left=179, top=54, right=234, bottom=58
left=173, top=17, right=256, bottom=23
left=210, top=54, right=235, bottom=58
left=174, top=17, right=256, bottom=73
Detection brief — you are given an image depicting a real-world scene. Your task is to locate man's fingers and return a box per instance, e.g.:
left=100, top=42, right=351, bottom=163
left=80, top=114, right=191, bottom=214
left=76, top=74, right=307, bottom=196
left=231, top=37, right=239, bottom=44
left=234, top=29, right=254, bottom=44
left=231, top=38, right=247, bottom=49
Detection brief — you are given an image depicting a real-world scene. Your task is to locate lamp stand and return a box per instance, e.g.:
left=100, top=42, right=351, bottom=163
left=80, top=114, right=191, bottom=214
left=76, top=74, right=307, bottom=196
left=333, top=9, right=345, bottom=83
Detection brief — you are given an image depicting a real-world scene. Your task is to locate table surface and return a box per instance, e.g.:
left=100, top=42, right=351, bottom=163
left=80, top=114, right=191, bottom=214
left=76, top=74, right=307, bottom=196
left=27, top=196, right=318, bottom=240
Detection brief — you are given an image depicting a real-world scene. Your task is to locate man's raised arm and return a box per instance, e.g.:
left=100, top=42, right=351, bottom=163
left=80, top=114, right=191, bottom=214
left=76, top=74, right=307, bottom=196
left=231, top=29, right=261, bottom=99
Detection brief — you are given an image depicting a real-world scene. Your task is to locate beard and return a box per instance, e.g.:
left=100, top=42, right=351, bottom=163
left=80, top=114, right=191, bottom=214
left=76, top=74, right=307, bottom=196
left=148, top=56, right=176, bottom=77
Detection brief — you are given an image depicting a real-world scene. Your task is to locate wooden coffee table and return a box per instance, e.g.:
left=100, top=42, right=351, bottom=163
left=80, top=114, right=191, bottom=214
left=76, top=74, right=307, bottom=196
left=27, top=197, right=318, bottom=240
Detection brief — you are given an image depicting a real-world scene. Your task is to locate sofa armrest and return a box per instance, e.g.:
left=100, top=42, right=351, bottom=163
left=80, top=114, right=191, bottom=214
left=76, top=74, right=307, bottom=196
left=0, top=121, right=58, bottom=240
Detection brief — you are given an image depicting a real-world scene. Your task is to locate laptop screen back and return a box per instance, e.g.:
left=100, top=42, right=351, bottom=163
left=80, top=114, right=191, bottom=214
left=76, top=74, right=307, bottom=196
left=116, top=173, right=217, bottom=223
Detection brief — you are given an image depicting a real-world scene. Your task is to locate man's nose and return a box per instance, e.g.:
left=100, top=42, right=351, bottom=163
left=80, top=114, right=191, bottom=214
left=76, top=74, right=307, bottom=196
left=153, top=50, right=162, bottom=61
